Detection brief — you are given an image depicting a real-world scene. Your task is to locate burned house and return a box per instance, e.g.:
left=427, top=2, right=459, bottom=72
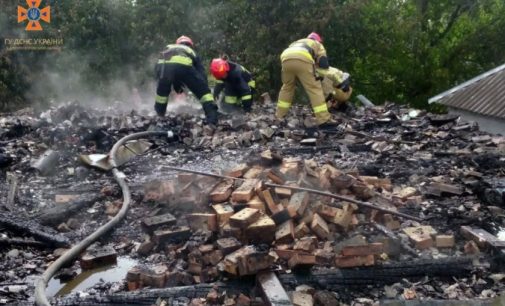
left=429, top=63, right=505, bottom=135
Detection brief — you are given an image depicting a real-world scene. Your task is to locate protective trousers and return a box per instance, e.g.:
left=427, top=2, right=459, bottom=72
left=155, top=63, right=215, bottom=119
left=276, top=59, right=330, bottom=125
left=223, top=85, right=253, bottom=111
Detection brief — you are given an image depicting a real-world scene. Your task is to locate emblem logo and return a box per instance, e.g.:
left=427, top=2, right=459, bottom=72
left=18, top=0, right=51, bottom=31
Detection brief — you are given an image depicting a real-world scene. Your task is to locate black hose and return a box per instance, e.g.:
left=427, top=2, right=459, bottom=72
left=34, top=131, right=172, bottom=306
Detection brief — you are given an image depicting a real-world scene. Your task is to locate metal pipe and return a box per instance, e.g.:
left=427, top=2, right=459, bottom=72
left=356, top=94, right=375, bottom=108
left=34, top=130, right=172, bottom=306
left=160, top=165, right=423, bottom=222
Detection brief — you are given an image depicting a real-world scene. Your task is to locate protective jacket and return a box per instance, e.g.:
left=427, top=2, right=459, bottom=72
left=155, top=44, right=206, bottom=81
left=280, top=38, right=329, bottom=70
left=320, top=67, right=352, bottom=108
left=213, top=61, right=255, bottom=111
left=154, top=44, right=217, bottom=124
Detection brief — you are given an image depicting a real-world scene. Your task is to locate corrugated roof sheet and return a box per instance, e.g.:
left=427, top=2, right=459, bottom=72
left=429, top=63, right=505, bottom=119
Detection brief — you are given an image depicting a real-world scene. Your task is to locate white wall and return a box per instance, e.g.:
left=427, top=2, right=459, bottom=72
left=449, top=107, right=505, bottom=135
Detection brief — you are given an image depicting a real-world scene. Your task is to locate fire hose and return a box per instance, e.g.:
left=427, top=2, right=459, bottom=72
left=34, top=130, right=173, bottom=306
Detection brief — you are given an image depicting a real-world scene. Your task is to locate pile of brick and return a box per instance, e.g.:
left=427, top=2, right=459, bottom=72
left=125, top=152, right=463, bottom=293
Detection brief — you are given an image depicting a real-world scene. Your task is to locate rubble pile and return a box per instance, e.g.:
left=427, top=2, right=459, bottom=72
left=1, top=100, right=505, bottom=305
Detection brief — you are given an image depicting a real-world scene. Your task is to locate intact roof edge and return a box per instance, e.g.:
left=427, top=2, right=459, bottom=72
left=445, top=104, right=505, bottom=121
left=428, top=63, right=505, bottom=104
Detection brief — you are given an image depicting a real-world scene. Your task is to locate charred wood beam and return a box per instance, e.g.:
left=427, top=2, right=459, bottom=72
left=0, top=212, right=70, bottom=248
left=0, top=237, right=47, bottom=248
left=381, top=300, right=492, bottom=306
left=372, top=222, right=418, bottom=257
left=51, top=282, right=254, bottom=306
left=278, top=256, right=474, bottom=289
left=36, top=194, right=102, bottom=226
left=6, top=172, right=18, bottom=208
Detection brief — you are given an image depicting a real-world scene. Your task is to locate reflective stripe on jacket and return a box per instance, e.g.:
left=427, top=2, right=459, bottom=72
left=280, top=38, right=327, bottom=65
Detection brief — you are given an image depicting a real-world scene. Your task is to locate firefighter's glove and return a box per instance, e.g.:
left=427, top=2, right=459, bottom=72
left=338, top=76, right=351, bottom=93
left=202, top=103, right=218, bottom=125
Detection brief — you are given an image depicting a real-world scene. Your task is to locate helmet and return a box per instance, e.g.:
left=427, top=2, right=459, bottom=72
left=307, top=32, right=322, bottom=43
left=210, top=58, right=230, bottom=79
left=176, top=35, right=193, bottom=47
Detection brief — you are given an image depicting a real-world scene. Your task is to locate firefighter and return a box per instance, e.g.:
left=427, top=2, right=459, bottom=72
left=320, top=66, right=353, bottom=111
left=209, top=58, right=255, bottom=113
left=154, top=35, right=218, bottom=125
left=276, top=32, right=338, bottom=127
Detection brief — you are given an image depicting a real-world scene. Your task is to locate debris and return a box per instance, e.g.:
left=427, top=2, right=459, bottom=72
left=31, top=149, right=60, bottom=176
left=403, top=226, right=437, bottom=250
left=153, top=226, right=191, bottom=244
left=257, top=271, right=293, bottom=306
left=460, top=226, right=505, bottom=249
left=80, top=246, right=117, bottom=269
left=436, top=235, right=455, bottom=248
left=142, top=213, right=177, bottom=233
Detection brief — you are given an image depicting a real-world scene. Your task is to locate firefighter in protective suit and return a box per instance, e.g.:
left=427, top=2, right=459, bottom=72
left=154, top=36, right=218, bottom=124
left=276, top=32, right=338, bottom=128
left=210, top=58, right=255, bottom=113
left=320, top=67, right=352, bottom=111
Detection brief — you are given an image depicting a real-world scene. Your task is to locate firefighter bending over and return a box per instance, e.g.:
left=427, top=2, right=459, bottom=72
left=210, top=58, right=255, bottom=113
left=154, top=35, right=218, bottom=125
left=276, top=32, right=339, bottom=128
left=320, top=66, right=352, bottom=112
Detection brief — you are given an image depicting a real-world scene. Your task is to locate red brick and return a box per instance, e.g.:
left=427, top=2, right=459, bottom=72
left=276, top=220, right=295, bottom=244
left=262, top=189, right=279, bottom=214
left=287, top=192, right=309, bottom=218
left=341, top=243, right=383, bottom=256
left=288, top=253, right=316, bottom=269
left=246, top=215, right=276, bottom=243
left=311, top=214, right=330, bottom=240
left=335, top=254, right=374, bottom=268
left=232, top=179, right=259, bottom=203
left=226, top=164, right=249, bottom=178
left=210, top=180, right=234, bottom=203
left=185, top=213, right=218, bottom=232
left=229, top=208, right=260, bottom=229
left=436, top=235, right=455, bottom=248
left=212, top=203, right=234, bottom=226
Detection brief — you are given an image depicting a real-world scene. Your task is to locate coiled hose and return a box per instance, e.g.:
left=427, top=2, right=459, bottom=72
left=34, top=130, right=173, bottom=306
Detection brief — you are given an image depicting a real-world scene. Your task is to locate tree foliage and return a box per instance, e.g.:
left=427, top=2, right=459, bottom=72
left=0, top=0, right=504, bottom=111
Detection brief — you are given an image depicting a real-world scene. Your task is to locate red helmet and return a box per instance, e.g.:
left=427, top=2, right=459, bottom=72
left=210, top=58, right=230, bottom=79
left=176, top=35, right=193, bottom=47
left=307, top=32, right=322, bottom=43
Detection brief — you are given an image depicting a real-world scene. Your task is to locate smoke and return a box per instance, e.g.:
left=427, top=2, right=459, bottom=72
left=1, top=0, right=220, bottom=116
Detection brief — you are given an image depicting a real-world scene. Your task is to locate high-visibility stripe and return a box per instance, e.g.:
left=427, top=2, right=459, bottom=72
left=200, top=93, right=214, bottom=103
left=241, top=95, right=252, bottom=100
left=281, top=47, right=314, bottom=62
left=165, top=44, right=196, bottom=57
left=167, top=55, right=192, bottom=65
left=240, top=65, right=250, bottom=74
left=277, top=100, right=291, bottom=108
left=157, top=56, right=193, bottom=65
left=248, top=80, right=256, bottom=88
left=313, top=103, right=328, bottom=113
left=225, top=96, right=238, bottom=104
left=155, top=95, right=168, bottom=104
